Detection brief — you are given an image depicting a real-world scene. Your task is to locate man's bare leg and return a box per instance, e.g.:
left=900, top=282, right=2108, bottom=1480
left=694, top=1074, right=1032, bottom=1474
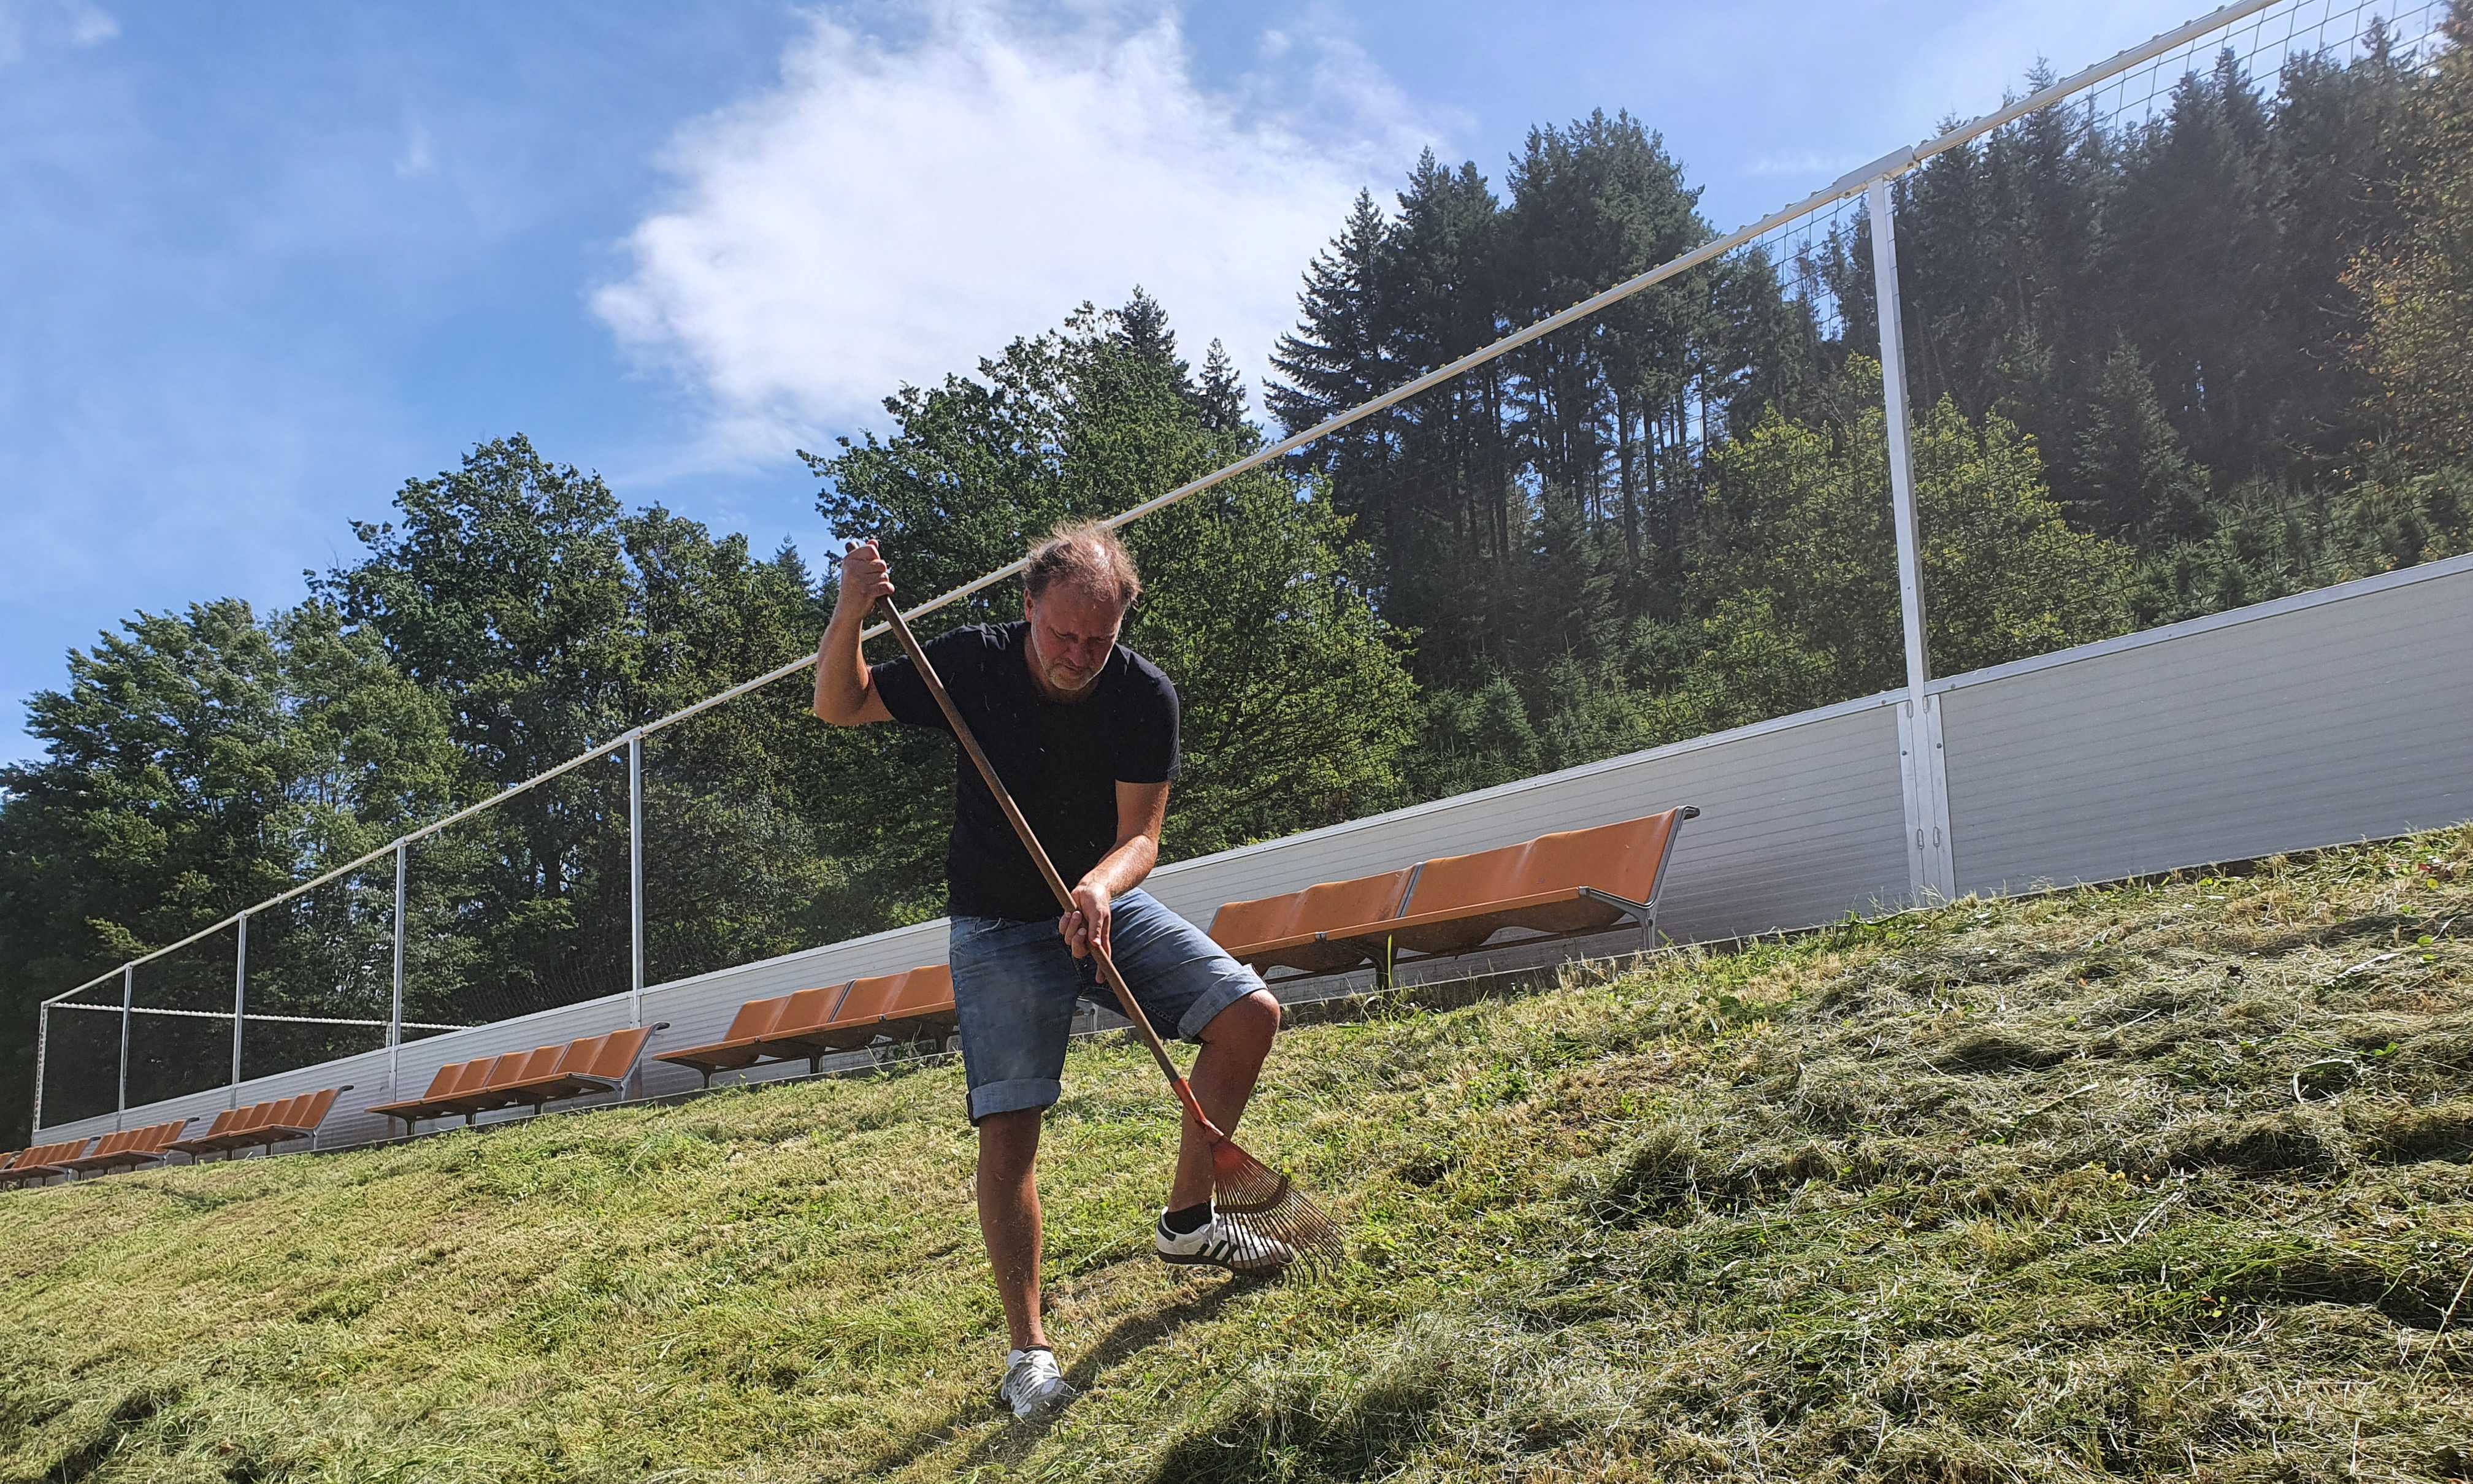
left=1167, top=989, right=1281, bottom=1211
left=976, top=1107, right=1048, bottom=1352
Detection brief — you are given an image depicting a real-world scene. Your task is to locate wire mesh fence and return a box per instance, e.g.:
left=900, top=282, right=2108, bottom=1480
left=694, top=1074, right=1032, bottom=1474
left=239, top=866, right=396, bottom=1084
left=38, top=992, right=122, bottom=1129
left=405, top=754, right=632, bottom=1027
left=1903, top=0, right=2465, bottom=677
left=642, top=667, right=933, bottom=987
left=123, top=924, right=240, bottom=1112
left=2080, top=0, right=2446, bottom=130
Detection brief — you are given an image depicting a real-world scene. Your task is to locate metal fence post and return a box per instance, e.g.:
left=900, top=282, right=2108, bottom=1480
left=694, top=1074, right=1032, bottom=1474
left=1869, top=176, right=1956, bottom=902
left=390, top=838, right=407, bottom=1095
left=117, top=963, right=133, bottom=1129
left=232, top=912, right=249, bottom=1107
left=31, top=1003, right=47, bottom=1136
left=629, top=733, right=645, bottom=1028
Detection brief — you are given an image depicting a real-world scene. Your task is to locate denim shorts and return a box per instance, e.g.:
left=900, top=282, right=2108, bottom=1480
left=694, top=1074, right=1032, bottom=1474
left=946, top=887, right=1265, bottom=1123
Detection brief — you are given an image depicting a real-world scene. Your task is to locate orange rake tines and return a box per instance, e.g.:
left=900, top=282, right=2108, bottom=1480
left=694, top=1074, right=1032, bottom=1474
left=874, top=589, right=1342, bottom=1278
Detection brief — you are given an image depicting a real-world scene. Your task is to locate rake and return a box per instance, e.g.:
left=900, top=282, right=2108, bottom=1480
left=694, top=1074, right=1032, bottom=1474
left=875, top=594, right=1343, bottom=1277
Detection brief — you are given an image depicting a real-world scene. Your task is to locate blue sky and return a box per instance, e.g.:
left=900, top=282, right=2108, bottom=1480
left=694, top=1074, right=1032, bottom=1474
left=1, top=0, right=2215, bottom=765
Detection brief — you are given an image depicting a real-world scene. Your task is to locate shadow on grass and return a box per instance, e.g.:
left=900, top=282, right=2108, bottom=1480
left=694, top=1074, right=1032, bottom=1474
left=857, top=1275, right=1254, bottom=1477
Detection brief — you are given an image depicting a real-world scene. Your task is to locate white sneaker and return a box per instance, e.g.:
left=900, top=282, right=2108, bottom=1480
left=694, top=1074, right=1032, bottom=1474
left=995, top=1347, right=1074, bottom=1421
left=1154, top=1209, right=1295, bottom=1276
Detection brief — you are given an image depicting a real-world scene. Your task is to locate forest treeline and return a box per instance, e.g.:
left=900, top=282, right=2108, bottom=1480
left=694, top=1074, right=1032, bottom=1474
left=6, top=13, right=2472, bottom=1139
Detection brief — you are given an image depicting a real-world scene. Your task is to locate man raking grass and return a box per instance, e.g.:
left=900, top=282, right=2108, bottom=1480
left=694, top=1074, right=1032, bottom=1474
left=813, top=522, right=1339, bottom=1421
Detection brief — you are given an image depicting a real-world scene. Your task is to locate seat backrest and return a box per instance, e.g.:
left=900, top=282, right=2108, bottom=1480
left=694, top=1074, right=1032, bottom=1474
left=882, top=965, right=956, bottom=1017
left=442, top=1060, right=495, bottom=1099
left=552, top=1035, right=610, bottom=1076
left=236, top=1098, right=291, bottom=1133
left=720, top=996, right=789, bottom=1042
left=285, top=1088, right=340, bottom=1130
left=1403, top=810, right=1684, bottom=915
left=584, top=1027, right=650, bottom=1080
left=193, top=1109, right=236, bottom=1140
left=91, top=1131, right=129, bottom=1159
left=771, top=985, right=846, bottom=1035
left=1211, top=867, right=1417, bottom=947
left=1517, top=810, right=1683, bottom=906
left=470, top=1052, right=535, bottom=1092
left=832, top=973, right=904, bottom=1026
left=409, top=1061, right=466, bottom=1101
left=503, top=1047, right=564, bottom=1087
left=257, top=1093, right=307, bottom=1133
left=139, top=1120, right=188, bottom=1152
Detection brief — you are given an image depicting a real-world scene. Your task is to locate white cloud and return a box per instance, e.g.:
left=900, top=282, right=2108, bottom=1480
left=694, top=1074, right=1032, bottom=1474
left=64, top=0, right=112, bottom=45
left=593, top=0, right=1447, bottom=469
left=0, top=0, right=116, bottom=64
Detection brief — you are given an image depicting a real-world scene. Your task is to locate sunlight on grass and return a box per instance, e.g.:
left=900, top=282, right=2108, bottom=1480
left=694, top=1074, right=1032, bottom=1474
left=4, top=828, right=2470, bottom=1482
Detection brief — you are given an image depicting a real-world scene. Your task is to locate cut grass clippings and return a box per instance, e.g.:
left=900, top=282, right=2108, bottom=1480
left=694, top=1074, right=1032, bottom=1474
left=3, top=829, right=2471, bottom=1482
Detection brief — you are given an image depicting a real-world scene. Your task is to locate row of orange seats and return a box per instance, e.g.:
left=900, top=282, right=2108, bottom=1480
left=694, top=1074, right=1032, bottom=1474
left=0, top=1088, right=348, bottom=1189
left=369, top=1028, right=658, bottom=1136
left=656, top=965, right=954, bottom=1088
left=1207, top=808, right=1697, bottom=980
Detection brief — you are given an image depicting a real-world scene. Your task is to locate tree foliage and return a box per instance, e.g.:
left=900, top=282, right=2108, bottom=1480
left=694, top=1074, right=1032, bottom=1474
left=810, top=294, right=1419, bottom=866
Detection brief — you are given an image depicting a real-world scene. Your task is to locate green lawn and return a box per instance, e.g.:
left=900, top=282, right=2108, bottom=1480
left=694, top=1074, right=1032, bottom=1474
left=4, top=828, right=2470, bottom=1483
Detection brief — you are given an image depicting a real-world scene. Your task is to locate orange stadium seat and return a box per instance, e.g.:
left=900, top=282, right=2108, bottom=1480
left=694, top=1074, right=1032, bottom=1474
left=1209, top=867, right=1419, bottom=977
left=1210, top=808, right=1697, bottom=984
left=0, top=1140, right=93, bottom=1188
left=1344, top=808, right=1697, bottom=962
left=370, top=1061, right=477, bottom=1137
left=58, top=1119, right=191, bottom=1177
left=655, top=996, right=797, bottom=1087
left=481, top=1027, right=664, bottom=1114
left=220, top=1087, right=347, bottom=1155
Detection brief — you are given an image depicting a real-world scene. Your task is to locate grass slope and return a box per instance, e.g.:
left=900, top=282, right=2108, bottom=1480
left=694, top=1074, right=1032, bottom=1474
left=4, top=830, right=2471, bottom=1483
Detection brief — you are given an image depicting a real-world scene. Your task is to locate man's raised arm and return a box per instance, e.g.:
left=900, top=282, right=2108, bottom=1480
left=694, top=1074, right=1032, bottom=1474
left=813, top=540, right=896, bottom=726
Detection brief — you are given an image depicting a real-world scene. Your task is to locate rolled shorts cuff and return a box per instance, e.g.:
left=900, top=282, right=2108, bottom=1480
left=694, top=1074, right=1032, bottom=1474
left=1174, top=971, right=1263, bottom=1042
left=968, top=1076, right=1063, bottom=1124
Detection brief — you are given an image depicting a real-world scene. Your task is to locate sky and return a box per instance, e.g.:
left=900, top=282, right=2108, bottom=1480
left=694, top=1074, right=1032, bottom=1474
left=0, top=0, right=2229, bottom=765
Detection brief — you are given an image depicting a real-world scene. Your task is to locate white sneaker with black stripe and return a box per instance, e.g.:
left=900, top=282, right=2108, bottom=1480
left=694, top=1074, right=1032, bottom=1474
left=995, top=1347, right=1074, bottom=1421
left=1154, top=1209, right=1295, bottom=1276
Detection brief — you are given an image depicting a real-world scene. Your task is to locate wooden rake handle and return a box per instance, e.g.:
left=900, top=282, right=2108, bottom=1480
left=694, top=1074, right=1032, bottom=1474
left=873, top=595, right=1223, bottom=1139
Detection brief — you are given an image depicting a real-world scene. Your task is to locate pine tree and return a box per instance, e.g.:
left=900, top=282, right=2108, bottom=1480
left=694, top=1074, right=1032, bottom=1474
left=1114, top=286, right=1188, bottom=386
left=2073, top=340, right=2209, bottom=538
left=2354, top=2, right=2473, bottom=463
left=2107, top=52, right=2282, bottom=480
left=1267, top=189, right=1395, bottom=445
left=1193, top=339, right=1250, bottom=438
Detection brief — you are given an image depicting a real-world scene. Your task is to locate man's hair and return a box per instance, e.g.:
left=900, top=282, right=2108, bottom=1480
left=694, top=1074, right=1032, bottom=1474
left=1024, top=519, right=1141, bottom=608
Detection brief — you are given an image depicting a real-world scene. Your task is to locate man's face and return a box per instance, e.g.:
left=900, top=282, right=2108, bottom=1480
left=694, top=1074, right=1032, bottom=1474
left=1023, top=584, right=1126, bottom=699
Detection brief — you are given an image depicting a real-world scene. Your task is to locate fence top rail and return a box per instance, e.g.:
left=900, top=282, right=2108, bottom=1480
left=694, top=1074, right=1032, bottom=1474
left=42, top=0, right=2291, bottom=1006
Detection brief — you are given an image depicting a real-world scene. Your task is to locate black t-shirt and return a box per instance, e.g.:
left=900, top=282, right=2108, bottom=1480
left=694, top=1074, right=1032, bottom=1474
left=871, top=621, right=1180, bottom=922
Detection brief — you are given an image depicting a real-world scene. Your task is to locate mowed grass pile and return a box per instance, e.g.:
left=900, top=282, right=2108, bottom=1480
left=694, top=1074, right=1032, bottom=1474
left=4, top=831, right=2472, bottom=1483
